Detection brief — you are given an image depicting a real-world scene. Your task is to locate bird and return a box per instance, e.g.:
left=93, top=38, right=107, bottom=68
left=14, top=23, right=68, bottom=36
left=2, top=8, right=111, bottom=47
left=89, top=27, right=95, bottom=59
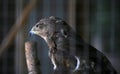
left=30, top=16, right=117, bottom=74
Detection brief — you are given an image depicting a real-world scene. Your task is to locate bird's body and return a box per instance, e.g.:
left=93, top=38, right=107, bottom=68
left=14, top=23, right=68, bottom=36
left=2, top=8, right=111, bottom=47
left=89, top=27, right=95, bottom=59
left=30, top=16, right=117, bottom=74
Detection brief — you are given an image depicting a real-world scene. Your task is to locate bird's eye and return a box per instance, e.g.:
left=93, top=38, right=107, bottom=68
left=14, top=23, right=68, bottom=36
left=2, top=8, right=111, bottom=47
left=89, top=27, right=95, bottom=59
left=36, top=24, right=39, bottom=27
left=36, top=23, right=43, bottom=28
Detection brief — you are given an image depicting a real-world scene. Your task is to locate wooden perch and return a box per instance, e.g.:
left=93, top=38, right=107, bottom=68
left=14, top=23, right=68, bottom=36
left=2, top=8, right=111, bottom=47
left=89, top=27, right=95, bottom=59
left=0, top=0, right=36, bottom=57
left=25, top=41, right=41, bottom=74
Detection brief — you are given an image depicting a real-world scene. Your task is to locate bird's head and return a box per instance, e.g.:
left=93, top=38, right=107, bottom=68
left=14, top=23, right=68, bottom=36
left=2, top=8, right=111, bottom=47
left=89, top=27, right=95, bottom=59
left=30, top=16, right=69, bottom=40
left=30, top=16, right=55, bottom=38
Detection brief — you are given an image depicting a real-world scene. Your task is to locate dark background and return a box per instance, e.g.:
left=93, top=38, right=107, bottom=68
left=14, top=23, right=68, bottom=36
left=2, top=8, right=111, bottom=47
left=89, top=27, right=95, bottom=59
left=0, top=0, right=120, bottom=74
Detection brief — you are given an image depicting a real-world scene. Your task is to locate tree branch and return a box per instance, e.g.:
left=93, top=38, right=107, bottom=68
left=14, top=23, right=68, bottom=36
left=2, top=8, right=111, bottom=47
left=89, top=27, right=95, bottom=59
left=25, top=41, right=41, bottom=74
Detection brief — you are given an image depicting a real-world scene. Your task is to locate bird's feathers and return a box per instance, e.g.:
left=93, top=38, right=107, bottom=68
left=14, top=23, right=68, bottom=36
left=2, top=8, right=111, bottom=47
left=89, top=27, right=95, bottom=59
left=30, top=16, right=117, bottom=74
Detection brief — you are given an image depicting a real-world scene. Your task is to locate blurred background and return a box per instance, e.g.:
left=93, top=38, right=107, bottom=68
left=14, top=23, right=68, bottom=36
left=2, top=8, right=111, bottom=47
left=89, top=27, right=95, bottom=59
left=0, top=0, right=120, bottom=74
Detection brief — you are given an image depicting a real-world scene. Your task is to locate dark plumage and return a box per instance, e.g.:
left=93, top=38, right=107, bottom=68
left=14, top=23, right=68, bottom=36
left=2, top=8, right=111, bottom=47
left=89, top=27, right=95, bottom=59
left=30, top=16, right=117, bottom=74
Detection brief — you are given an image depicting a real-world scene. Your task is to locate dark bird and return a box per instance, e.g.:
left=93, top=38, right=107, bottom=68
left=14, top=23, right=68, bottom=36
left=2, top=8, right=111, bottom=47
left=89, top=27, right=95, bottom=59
left=30, top=16, right=117, bottom=74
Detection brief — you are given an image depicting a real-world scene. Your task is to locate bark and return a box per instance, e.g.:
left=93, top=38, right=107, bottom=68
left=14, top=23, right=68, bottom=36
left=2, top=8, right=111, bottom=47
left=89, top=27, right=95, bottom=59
left=25, top=41, right=41, bottom=74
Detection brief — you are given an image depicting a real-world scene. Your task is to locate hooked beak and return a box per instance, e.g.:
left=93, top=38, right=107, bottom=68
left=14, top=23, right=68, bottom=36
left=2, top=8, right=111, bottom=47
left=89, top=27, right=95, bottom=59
left=30, top=29, right=34, bottom=34
left=29, top=28, right=35, bottom=35
left=29, top=27, right=40, bottom=36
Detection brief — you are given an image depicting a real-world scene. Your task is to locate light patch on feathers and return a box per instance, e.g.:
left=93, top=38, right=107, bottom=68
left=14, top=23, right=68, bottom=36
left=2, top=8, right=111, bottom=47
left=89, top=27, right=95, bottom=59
left=40, top=35, right=47, bottom=42
left=60, top=29, right=67, bottom=38
left=56, top=20, right=62, bottom=23
left=51, top=54, right=57, bottom=70
left=74, top=56, right=80, bottom=71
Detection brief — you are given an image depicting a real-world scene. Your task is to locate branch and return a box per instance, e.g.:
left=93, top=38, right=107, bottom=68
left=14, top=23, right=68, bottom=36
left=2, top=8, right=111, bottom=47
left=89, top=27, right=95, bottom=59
left=25, top=41, right=41, bottom=74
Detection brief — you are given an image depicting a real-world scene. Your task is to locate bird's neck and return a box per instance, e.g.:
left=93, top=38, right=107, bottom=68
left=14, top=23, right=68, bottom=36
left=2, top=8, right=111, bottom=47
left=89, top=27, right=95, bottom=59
left=42, top=36, right=56, bottom=50
left=39, top=35, right=53, bottom=49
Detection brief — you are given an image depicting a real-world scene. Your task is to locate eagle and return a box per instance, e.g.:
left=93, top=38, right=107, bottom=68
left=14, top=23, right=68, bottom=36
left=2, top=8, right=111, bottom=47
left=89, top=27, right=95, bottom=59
left=30, top=16, right=117, bottom=74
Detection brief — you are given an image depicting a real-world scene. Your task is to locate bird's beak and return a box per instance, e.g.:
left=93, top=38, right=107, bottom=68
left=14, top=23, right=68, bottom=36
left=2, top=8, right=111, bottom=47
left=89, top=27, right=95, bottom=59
left=29, top=28, right=35, bottom=34
left=29, top=27, right=40, bottom=36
